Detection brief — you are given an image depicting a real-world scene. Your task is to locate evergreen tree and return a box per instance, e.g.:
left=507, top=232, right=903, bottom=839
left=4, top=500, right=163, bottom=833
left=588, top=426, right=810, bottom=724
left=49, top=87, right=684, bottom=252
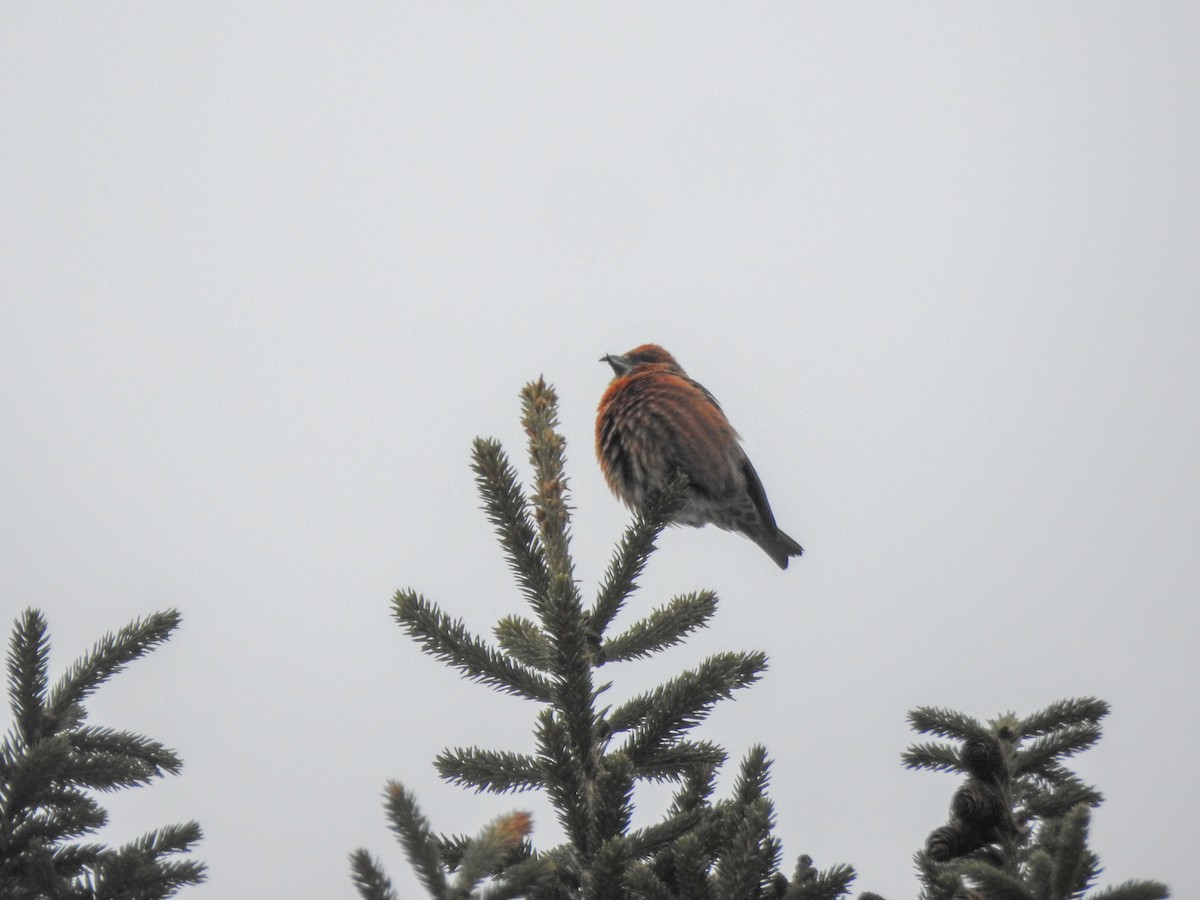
left=905, top=698, right=1167, bottom=900
left=353, top=378, right=1169, bottom=900
left=351, top=380, right=852, bottom=900
left=0, top=608, right=205, bottom=899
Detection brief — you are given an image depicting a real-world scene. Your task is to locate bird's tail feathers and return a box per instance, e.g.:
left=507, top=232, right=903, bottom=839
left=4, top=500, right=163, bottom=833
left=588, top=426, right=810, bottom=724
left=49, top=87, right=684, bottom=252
left=757, top=529, right=804, bottom=570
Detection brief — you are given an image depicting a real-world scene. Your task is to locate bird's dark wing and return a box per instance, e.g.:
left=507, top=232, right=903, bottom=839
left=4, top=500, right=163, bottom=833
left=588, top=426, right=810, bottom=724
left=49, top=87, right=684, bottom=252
left=739, top=454, right=779, bottom=532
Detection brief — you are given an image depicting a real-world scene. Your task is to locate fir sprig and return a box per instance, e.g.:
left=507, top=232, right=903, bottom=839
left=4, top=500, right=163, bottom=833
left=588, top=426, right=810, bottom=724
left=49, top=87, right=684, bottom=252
left=472, top=435, right=552, bottom=618
left=45, top=611, right=179, bottom=723
left=601, top=592, right=718, bottom=665
left=349, top=850, right=399, bottom=900
left=494, top=615, right=555, bottom=673
left=901, top=741, right=964, bottom=775
left=392, top=591, right=554, bottom=703
left=615, top=652, right=768, bottom=768
left=434, top=747, right=542, bottom=794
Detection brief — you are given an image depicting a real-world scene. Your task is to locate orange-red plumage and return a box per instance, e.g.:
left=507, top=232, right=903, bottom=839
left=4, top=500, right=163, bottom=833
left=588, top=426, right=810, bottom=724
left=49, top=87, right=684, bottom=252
left=595, top=344, right=803, bottom=569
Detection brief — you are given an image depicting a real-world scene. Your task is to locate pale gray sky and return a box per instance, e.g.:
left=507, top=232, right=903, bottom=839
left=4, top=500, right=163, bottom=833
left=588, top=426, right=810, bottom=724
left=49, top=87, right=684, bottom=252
left=2, top=5, right=1197, bottom=898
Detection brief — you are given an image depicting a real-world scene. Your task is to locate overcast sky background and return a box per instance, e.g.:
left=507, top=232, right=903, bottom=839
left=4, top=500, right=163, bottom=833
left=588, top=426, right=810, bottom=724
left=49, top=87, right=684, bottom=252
left=3, top=5, right=1198, bottom=898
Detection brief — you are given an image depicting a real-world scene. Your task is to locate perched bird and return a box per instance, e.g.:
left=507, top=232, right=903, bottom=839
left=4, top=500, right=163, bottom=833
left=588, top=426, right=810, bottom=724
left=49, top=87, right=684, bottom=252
left=596, top=344, right=804, bottom=569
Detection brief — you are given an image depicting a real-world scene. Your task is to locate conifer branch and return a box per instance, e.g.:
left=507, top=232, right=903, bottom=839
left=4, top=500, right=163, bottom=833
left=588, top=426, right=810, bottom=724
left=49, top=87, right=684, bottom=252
left=521, top=379, right=574, bottom=581
left=1027, top=760, right=1086, bottom=788
left=631, top=740, right=726, bottom=784
left=607, top=652, right=766, bottom=739
left=12, top=786, right=107, bottom=844
left=3, top=732, right=73, bottom=816
left=590, top=835, right=633, bottom=899
left=601, top=592, right=718, bottom=664
left=1045, top=805, right=1096, bottom=900
left=593, top=753, right=636, bottom=851
left=92, top=822, right=206, bottom=899
left=537, top=572, right=598, bottom=840
left=1015, top=724, right=1103, bottom=775
left=731, top=745, right=771, bottom=805
left=494, top=616, right=554, bottom=672
left=712, top=798, right=779, bottom=900
left=1020, top=765, right=1103, bottom=818
left=1018, top=698, right=1109, bottom=739
left=605, top=692, right=655, bottom=738
left=662, top=831, right=711, bottom=898
left=1022, top=781, right=1103, bottom=820
left=953, top=860, right=1034, bottom=900
left=436, top=830, right=556, bottom=897
left=539, top=572, right=592, bottom=712
left=392, top=591, right=554, bottom=703
left=429, top=831, right=472, bottom=867
left=591, top=473, right=689, bottom=635
left=451, top=810, right=534, bottom=895
left=44, top=611, right=180, bottom=723
left=7, top=610, right=50, bottom=745
left=534, top=708, right=590, bottom=853
left=624, top=806, right=706, bottom=860
left=382, top=782, right=448, bottom=897
left=615, top=651, right=768, bottom=764
left=901, top=741, right=964, bottom=774
left=788, top=856, right=858, bottom=900
left=1025, top=823, right=1055, bottom=895
left=349, top=849, right=400, bottom=900
left=483, top=852, right=561, bottom=900
left=435, top=748, right=542, bottom=794
left=907, top=707, right=988, bottom=742
left=624, top=862, right=677, bottom=899
left=1087, top=881, right=1171, bottom=900
left=669, top=765, right=718, bottom=813
left=707, top=748, right=789, bottom=900
left=66, top=726, right=182, bottom=792
left=472, top=437, right=552, bottom=619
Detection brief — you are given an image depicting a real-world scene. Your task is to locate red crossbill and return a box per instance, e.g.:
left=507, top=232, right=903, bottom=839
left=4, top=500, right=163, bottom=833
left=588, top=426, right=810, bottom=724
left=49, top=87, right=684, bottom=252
left=596, top=344, right=803, bottom=569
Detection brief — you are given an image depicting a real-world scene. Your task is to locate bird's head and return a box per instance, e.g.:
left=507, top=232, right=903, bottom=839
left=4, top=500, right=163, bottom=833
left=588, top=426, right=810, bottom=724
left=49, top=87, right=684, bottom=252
left=601, top=344, right=682, bottom=377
